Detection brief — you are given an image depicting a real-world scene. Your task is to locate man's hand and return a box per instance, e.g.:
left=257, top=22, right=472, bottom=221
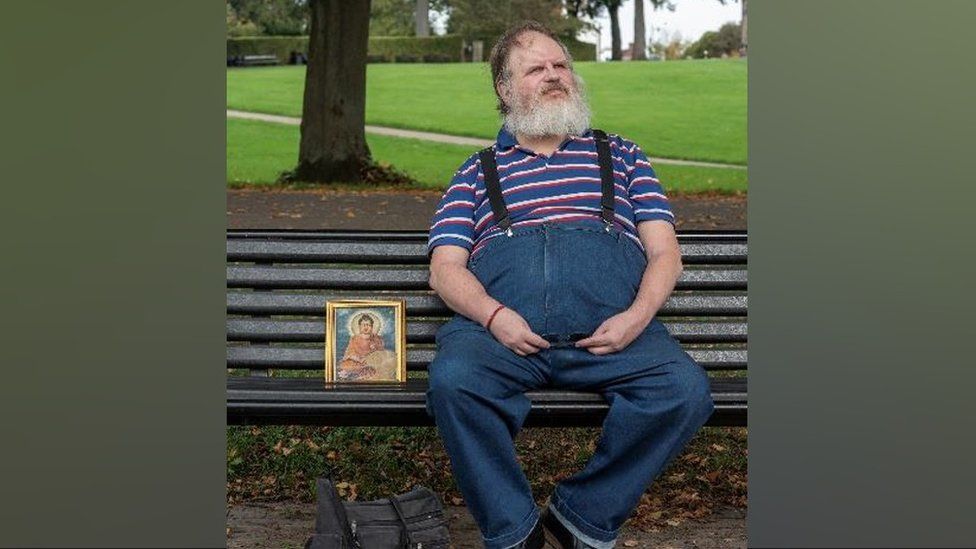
left=575, top=309, right=649, bottom=355
left=574, top=219, right=683, bottom=356
left=488, top=307, right=551, bottom=356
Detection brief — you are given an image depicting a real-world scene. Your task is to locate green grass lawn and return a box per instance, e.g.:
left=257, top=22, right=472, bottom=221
left=227, top=59, right=747, bottom=165
left=228, top=118, right=747, bottom=193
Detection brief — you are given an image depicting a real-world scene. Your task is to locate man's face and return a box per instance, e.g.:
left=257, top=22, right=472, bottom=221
left=359, top=319, right=373, bottom=334
left=497, top=31, right=590, bottom=138
left=500, top=31, right=576, bottom=113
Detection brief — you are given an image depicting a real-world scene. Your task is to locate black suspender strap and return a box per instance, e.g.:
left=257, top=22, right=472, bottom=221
left=591, top=128, right=616, bottom=231
left=479, top=130, right=616, bottom=236
left=478, top=147, right=513, bottom=236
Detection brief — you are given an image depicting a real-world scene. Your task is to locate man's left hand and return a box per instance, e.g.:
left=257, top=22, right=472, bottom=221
left=575, top=309, right=650, bottom=355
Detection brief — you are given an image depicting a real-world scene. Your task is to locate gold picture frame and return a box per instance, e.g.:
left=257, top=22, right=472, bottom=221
left=324, top=299, right=407, bottom=383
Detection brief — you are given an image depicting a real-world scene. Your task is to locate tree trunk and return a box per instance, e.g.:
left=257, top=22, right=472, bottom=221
left=293, top=0, right=372, bottom=184
left=741, top=0, right=748, bottom=56
left=609, top=4, right=621, bottom=61
left=415, top=0, right=429, bottom=37
left=632, top=0, right=646, bottom=60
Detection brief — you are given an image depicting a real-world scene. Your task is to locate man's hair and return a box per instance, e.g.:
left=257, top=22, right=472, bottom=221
left=488, top=21, right=573, bottom=115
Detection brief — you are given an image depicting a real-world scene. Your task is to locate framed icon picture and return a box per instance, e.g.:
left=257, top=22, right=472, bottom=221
left=325, top=299, right=407, bottom=383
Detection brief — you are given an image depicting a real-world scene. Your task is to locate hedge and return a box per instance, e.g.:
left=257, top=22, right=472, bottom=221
left=227, top=35, right=464, bottom=64
left=227, top=34, right=594, bottom=64
left=563, top=37, right=597, bottom=62
left=369, top=35, right=464, bottom=62
left=478, top=36, right=596, bottom=62
left=227, top=36, right=307, bottom=63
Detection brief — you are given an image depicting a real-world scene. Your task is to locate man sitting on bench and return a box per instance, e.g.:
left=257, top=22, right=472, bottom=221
left=424, top=21, right=715, bottom=549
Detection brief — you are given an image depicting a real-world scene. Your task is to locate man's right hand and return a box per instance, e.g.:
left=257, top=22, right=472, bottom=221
left=429, top=245, right=549, bottom=356
left=488, top=307, right=550, bottom=356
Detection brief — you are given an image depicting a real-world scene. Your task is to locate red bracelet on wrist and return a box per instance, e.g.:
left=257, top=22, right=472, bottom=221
left=485, top=304, right=506, bottom=331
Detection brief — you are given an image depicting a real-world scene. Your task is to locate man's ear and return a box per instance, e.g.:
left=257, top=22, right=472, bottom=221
left=496, top=80, right=511, bottom=104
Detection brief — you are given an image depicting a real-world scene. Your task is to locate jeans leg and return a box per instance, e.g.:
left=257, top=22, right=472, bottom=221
left=547, top=323, right=716, bottom=545
left=426, top=326, right=549, bottom=549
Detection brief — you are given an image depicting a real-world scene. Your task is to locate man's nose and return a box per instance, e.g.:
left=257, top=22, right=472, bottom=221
left=543, top=63, right=560, bottom=80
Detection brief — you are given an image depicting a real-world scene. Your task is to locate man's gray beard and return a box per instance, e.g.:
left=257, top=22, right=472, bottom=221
left=503, top=78, right=591, bottom=138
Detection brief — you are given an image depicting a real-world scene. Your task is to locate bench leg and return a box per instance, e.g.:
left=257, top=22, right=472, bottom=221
left=426, top=327, right=548, bottom=549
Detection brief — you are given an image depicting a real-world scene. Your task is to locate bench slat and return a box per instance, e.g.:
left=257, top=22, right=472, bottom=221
left=226, top=318, right=747, bottom=344
left=227, top=290, right=748, bottom=317
left=227, top=240, right=747, bottom=265
left=226, top=346, right=748, bottom=371
left=226, top=376, right=747, bottom=427
left=227, top=265, right=747, bottom=290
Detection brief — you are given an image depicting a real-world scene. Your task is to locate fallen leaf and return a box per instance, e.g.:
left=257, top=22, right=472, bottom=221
left=709, top=444, right=726, bottom=452
left=623, top=540, right=638, bottom=547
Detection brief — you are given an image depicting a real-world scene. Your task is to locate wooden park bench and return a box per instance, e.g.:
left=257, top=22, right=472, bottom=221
left=227, top=229, right=747, bottom=427
left=231, top=54, right=280, bottom=67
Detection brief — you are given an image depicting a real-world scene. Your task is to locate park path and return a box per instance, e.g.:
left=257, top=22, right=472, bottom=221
left=227, top=187, right=746, bottom=231
left=227, top=109, right=747, bottom=171
left=227, top=500, right=746, bottom=549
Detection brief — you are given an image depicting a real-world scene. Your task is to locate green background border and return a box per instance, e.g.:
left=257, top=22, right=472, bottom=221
left=2, top=0, right=976, bottom=546
left=0, top=2, right=226, bottom=546
left=749, top=0, right=976, bottom=546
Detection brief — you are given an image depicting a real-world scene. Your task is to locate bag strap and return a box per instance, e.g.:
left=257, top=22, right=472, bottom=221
left=477, top=146, right=512, bottom=237
left=388, top=494, right=413, bottom=547
left=591, top=128, right=616, bottom=231
left=316, top=477, right=357, bottom=548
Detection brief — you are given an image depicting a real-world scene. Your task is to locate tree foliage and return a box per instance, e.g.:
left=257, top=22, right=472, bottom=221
left=370, top=0, right=447, bottom=36
left=226, top=0, right=309, bottom=36
left=370, top=0, right=417, bottom=36
left=444, top=0, right=583, bottom=42
left=686, top=22, right=741, bottom=58
left=227, top=2, right=261, bottom=37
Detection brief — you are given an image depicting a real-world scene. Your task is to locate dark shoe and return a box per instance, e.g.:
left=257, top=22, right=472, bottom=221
left=511, top=517, right=546, bottom=549
left=539, top=506, right=597, bottom=549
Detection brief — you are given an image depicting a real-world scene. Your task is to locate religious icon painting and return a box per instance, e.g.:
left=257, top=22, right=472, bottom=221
left=325, top=299, right=407, bottom=383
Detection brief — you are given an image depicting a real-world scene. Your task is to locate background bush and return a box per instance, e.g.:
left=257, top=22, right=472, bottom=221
left=686, top=23, right=743, bottom=59
left=227, top=34, right=594, bottom=64
left=227, top=35, right=466, bottom=64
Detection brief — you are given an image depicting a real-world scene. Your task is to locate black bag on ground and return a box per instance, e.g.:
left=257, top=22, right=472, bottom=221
left=304, top=475, right=451, bottom=549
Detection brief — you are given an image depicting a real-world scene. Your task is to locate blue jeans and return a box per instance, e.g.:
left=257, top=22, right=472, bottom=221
left=426, top=221, right=715, bottom=549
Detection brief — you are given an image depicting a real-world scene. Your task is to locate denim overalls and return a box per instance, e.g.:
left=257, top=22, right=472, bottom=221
left=425, top=134, right=715, bottom=549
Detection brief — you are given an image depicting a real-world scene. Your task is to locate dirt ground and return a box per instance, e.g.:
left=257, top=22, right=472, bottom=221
left=226, top=187, right=746, bottom=231
left=225, top=187, right=747, bottom=547
left=226, top=500, right=746, bottom=549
